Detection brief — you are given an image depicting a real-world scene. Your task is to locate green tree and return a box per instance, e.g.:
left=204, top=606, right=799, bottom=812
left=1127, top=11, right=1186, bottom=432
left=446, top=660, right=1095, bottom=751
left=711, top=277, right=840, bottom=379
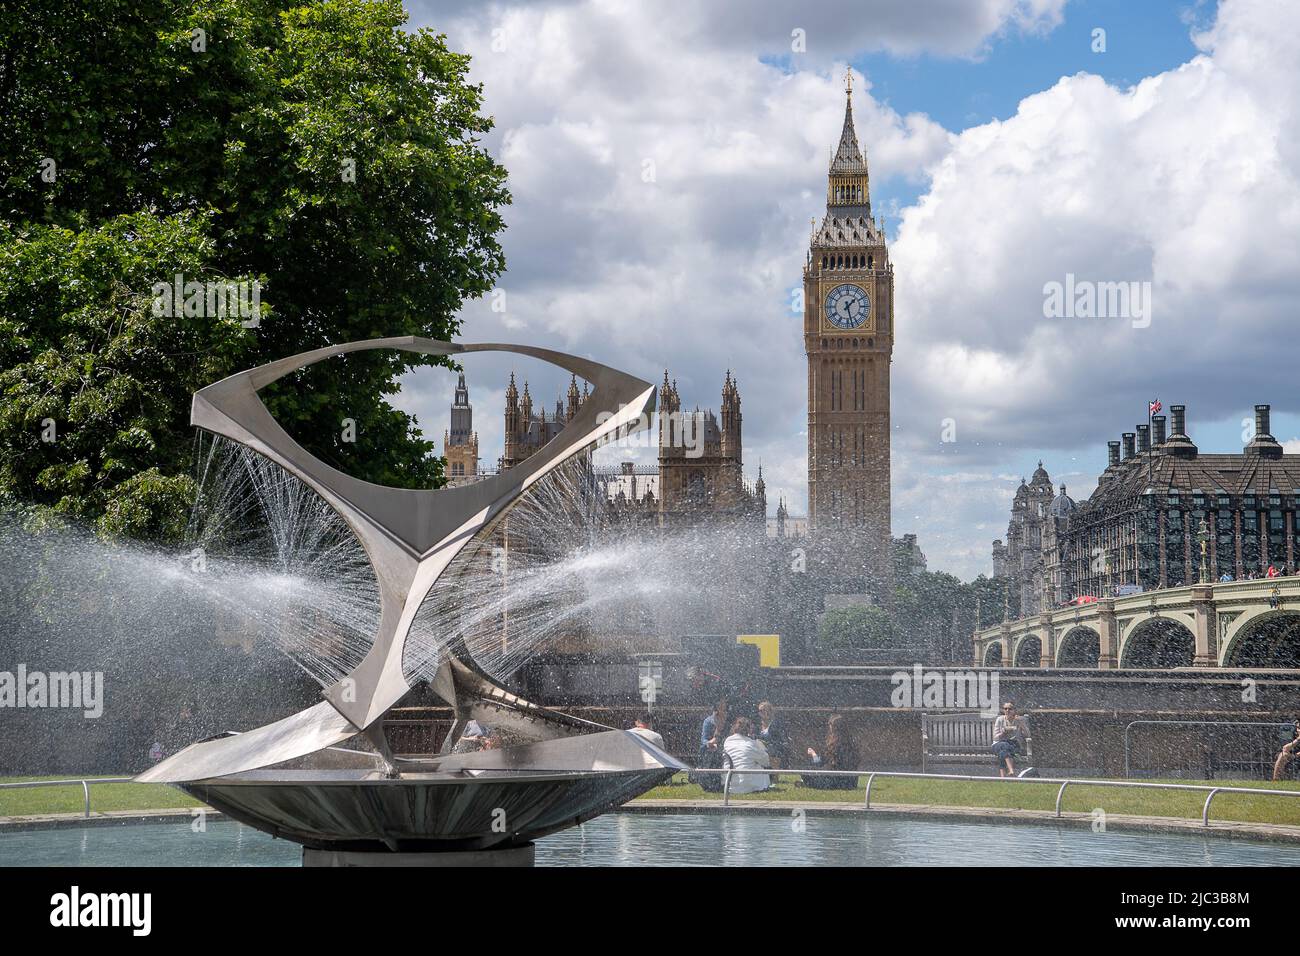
left=0, top=212, right=256, bottom=538
left=894, top=569, right=964, bottom=660
left=964, top=574, right=1020, bottom=630
left=0, top=0, right=509, bottom=537
left=816, top=604, right=897, bottom=651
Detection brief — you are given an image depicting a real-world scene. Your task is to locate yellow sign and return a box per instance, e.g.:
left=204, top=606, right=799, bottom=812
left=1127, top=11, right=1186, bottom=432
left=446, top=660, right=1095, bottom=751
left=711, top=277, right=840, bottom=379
left=736, top=634, right=780, bottom=668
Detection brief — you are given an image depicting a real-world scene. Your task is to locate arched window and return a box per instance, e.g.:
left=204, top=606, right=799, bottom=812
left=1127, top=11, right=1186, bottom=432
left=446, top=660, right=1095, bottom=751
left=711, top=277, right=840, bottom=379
left=867, top=255, right=873, bottom=269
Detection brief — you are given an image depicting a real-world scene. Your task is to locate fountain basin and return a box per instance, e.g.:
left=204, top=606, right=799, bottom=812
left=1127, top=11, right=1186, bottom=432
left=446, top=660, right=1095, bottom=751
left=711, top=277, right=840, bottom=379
left=185, top=766, right=677, bottom=852
left=174, top=728, right=684, bottom=855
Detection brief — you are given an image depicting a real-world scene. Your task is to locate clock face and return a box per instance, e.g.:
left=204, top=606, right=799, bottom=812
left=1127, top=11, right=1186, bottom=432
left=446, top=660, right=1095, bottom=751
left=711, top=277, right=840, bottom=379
left=824, top=284, right=870, bottom=330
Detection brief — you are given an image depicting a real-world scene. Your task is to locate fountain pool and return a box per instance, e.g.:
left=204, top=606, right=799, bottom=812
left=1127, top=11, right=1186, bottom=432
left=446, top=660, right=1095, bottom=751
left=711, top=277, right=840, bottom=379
left=3, top=813, right=1298, bottom=867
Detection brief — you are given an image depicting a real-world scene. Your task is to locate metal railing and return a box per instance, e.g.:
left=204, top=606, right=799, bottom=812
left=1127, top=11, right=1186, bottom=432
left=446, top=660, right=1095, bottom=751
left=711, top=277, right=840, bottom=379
left=0, top=777, right=134, bottom=818
left=1122, top=719, right=1293, bottom=777
left=685, top=767, right=1300, bottom=827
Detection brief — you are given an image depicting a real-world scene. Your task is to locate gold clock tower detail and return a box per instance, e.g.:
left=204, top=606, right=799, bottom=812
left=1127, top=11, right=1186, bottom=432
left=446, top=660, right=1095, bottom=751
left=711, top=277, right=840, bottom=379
left=804, top=71, right=893, bottom=594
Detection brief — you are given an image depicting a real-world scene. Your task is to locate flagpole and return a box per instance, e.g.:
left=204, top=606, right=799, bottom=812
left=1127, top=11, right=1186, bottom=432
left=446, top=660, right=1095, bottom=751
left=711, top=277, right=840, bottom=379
left=1147, top=400, right=1153, bottom=493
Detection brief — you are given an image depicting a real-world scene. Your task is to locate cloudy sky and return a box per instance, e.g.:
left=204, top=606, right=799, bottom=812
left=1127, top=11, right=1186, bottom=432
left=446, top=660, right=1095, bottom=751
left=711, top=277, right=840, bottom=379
left=394, top=0, right=1300, bottom=580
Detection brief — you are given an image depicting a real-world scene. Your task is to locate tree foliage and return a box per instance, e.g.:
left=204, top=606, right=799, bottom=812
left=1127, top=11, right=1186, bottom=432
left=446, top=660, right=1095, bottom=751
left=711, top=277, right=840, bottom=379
left=812, top=569, right=1021, bottom=663
left=816, top=604, right=897, bottom=650
left=0, top=0, right=510, bottom=538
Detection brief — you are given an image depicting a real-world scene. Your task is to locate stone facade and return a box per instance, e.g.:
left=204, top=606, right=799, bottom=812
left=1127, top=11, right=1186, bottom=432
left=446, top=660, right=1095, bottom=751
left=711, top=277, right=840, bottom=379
left=500, top=372, right=586, bottom=471
left=441, top=371, right=479, bottom=485
left=495, top=368, right=765, bottom=530
left=997, top=403, right=1300, bottom=606
left=655, top=370, right=764, bottom=527
left=803, top=71, right=894, bottom=599
left=991, top=463, right=1065, bottom=615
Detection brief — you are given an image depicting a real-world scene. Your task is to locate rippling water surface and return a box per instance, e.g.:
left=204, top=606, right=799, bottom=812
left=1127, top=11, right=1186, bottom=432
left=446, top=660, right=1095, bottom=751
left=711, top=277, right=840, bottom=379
left=3, top=813, right=1298, bottom=867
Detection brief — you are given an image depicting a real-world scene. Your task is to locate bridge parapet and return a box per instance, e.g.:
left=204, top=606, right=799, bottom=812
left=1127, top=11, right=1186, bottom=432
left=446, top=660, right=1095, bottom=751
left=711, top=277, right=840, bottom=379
left=973, top=577, right=1300, bottom=669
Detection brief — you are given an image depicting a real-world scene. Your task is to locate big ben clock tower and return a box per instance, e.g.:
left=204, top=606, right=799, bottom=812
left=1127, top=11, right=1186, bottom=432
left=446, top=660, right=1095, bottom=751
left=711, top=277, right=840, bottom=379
left=805, top=70, right=893, bottom=597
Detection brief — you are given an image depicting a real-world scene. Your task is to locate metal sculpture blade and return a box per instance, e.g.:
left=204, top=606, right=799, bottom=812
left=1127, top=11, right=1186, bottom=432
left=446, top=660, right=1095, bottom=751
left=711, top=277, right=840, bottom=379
left=138, top=338, right=655, bottom=784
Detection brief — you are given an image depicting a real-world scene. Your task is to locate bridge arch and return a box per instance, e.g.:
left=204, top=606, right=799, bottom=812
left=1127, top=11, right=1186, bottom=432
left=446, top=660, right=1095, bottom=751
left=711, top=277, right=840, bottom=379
left=1221, top=610, right=1300, bottom=668
left=1120, top=616, right=1195, bottom=668
left=982, top=642, right=1004, bottom=667
left=1056, top=625, right=1101, bottom=667
left=1013, top=635, right=1042, bottom=667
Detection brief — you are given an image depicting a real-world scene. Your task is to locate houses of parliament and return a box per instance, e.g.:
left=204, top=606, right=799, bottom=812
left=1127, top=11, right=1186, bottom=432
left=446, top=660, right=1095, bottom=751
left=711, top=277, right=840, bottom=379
left=443, top=72, right=898, bottom=600
left=442, top=366, right=768, bottom=530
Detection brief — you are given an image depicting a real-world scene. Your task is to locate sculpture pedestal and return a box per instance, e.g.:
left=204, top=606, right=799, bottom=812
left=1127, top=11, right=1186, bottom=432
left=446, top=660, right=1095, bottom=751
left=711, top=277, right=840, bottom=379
left=302, top=843, right=535, bottom=868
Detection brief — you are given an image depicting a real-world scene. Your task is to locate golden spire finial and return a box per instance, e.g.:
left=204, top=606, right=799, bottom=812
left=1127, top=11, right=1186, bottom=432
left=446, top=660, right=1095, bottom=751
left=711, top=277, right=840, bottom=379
left=845, top=67, right=852, bottom=95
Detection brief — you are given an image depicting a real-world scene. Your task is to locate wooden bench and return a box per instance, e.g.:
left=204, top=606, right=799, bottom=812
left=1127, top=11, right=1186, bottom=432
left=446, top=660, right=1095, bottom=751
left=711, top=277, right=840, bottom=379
left=922, top=711, right=1032, bottom=774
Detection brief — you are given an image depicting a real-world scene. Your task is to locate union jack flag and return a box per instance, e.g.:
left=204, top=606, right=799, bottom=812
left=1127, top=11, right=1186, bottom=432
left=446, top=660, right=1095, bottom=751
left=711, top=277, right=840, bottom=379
left=1149, top=399, right=1162, bottom=415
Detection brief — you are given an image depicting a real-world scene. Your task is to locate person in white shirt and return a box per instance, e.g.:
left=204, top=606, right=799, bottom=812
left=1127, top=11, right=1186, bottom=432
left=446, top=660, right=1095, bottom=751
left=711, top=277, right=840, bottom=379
left=628, top=714, right=666, bottom=750
left=722, top=717, right=771, bottom=793
left=991, top=702, right=1030, bottom=777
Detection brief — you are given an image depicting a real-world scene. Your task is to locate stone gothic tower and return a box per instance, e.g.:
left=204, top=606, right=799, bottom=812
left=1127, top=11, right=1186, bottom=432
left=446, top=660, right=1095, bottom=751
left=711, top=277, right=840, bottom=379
left=500, top=372, right=586, bottom=471
left=442, top=371, right=478, bottom=481
left=656, top=370, right=758, bottom=528
left=720, top=370, right=743, bottom=490
left=502, top=373, right=520, bottom=467
left=804, top=70, right=894, bottom=595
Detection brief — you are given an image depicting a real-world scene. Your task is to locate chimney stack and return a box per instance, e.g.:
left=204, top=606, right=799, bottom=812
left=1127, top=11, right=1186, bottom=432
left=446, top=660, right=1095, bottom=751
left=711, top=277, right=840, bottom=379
left=1256, top=404, right=1273, bottom=439
left=1107, top=441, right=1121, bottom=467
left=1122, top=433, right=1136, bottom=460
left=1164, top=403, right=1198, bottom=458
left=1170, top=404, right=1187, bottom=438
left=1137, top=424, right=1150, bottom=454
left=1152, top=415, right=1167, bottom=445
left=1246, top=403, right=1283, bottom=458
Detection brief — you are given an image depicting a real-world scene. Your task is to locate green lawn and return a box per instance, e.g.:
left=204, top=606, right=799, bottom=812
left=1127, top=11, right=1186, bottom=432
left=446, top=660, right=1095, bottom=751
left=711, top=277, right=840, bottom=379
left=637, top=773, right=1300, bottom=827
left=0, top=776, right=200, bottom=817
left=5, top=772, right=1300, bottom=828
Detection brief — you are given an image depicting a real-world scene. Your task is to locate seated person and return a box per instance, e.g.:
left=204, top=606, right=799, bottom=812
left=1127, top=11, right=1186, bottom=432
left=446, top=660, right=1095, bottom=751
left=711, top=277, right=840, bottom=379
left=802, top=714, right=859, bottom=789
left=451, top=718, right=492, bottom=754
left=757, top=701, right=791, bottom=768
left=1273, top=718, right=1300, bottom=781
left=722, top=717, right=771, bottom=793
left=690, top=699, right=730, bottom=791
left=628, top=713, right=666, bottom=749
left=699, top=699, right=729, bottom=759
left=991, top=702, right=1030, bottom=777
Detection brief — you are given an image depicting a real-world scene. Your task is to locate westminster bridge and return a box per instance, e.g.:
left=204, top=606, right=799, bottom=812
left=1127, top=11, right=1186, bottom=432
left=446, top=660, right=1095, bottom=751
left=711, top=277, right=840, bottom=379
left=973, top=577, right=1300, bottom=669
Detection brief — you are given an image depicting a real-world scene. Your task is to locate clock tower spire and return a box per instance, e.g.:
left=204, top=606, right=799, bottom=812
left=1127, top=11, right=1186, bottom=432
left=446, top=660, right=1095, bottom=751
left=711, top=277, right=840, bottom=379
left=803, top=72, right=894, bottom=600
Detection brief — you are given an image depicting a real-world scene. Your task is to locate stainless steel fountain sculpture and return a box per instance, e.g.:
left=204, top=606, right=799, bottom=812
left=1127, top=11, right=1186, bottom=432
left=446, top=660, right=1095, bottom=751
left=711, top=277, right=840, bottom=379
left=136, top=337, right=684, bottom=865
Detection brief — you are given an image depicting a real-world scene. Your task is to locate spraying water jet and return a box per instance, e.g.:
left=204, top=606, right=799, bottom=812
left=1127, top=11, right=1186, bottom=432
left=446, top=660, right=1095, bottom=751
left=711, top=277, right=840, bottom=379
left=135, top=337, right=684, bottom=866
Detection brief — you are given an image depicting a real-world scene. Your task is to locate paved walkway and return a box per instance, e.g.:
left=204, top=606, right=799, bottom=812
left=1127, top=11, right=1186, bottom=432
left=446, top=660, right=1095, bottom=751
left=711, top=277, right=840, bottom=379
left=0, top=807, right=222, bottom=831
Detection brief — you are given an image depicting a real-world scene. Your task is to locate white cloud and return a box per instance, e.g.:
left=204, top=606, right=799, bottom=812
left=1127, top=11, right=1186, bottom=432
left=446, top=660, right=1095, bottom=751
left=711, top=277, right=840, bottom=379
left=398, top=0, right=1300, bottom=581
left=412, top=0, right=1069, bottom=61
left=400, top=0, right=953, bottom=512
left=888, top=0, right=1300, bottom=575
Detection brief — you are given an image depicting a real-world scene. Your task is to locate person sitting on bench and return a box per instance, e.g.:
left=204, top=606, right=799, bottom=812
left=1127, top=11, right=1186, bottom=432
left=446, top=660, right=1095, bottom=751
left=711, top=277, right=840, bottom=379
left=802, top=714, right=860, bottom=789
left=991, top=702, right=1030, bottom=777
left=1273, top=717, right=1300, bottom=781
